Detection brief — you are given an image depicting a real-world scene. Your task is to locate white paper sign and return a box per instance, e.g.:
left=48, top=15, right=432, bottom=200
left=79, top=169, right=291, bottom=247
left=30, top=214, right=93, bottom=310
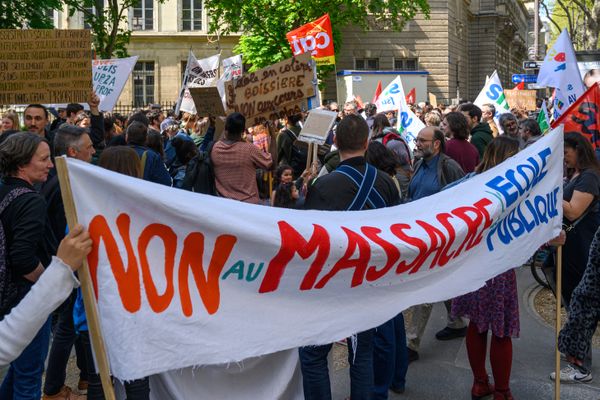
left=66, top=127, right=563, bottom=381
left=176, top=52, right=220, bottom=115
left=92, top=56, right=138, bottom=112
left=298, top=109, right=337, bottom=144
left=222, top=54, right=242, bottom=81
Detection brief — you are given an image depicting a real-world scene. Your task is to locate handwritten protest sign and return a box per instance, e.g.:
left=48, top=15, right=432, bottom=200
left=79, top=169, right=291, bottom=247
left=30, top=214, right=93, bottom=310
left=176, top=52, right=220, bottom=115
left=225, top=52, right=315, bottom=125
left=298, top=108, right=337, bottom=144
left=189, top=86, right=226, bottom=116
left=504, top=89, right=537, bottom=111
left=0, top=29, right=91, bottom=105
left=66, top=126, right=563, bottom=380
left=92, top=56, right=138, bottom=112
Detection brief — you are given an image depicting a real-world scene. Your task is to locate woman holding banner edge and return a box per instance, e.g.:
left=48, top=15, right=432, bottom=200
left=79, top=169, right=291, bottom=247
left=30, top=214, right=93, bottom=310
left=449, top=136, right=521, bottom=400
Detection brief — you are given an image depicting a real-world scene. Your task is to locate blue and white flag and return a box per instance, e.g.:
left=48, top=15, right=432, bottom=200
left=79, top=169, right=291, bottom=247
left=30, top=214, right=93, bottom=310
left=537, top=29, right=585, bottom=116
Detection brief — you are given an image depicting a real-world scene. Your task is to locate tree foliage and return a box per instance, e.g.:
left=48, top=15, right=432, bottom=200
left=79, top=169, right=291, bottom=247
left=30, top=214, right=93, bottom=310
left=0, top=0, right=62, bottom=28
left=63, top=0, right=167, bottom=59
left=541, top=0, right=600, bottom=50
left=204, top=0, right=430, bottom=78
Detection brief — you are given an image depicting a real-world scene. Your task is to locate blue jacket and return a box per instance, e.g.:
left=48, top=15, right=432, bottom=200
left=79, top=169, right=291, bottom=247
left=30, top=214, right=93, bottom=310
left=131, top=145, right=172, bottom=186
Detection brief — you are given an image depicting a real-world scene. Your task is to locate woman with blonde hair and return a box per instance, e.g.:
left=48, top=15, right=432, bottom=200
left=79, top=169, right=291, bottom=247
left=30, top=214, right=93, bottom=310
left=1, top=111, right=19, bottom=133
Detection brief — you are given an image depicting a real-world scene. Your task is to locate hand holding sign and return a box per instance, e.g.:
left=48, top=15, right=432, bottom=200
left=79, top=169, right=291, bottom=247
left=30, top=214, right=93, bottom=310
left=88, top=90, right=101, bottom=115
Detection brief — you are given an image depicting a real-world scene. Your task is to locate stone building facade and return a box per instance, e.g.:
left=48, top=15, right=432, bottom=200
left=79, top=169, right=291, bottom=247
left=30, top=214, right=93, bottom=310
left=326, top=0, right=532, bottom=104
left=52, top=0, right=533, bottom=108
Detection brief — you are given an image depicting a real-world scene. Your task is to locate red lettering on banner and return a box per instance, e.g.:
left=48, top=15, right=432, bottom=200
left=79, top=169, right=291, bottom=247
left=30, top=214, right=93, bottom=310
left=87, top=213, right=237, bottom=316
left=362, top=227, right=400, bottom=281
left=258, top=222, right=331, bottom=293
left=314, top=227, right=371, bottom=289
left=138, top=224, right=176, bottom=313
left=178, top=232, right=237, bottom=316
left=88, top=214, right=141, bottom=312
left=451, top=198, right=493, bottom=254
left=391, top=223, right=428, bottom=274
left=409, top=220, right=450, bottom=274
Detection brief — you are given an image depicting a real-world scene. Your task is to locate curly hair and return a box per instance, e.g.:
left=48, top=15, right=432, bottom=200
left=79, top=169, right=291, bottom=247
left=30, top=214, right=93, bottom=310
left=273, top=182, right=297, bottom=208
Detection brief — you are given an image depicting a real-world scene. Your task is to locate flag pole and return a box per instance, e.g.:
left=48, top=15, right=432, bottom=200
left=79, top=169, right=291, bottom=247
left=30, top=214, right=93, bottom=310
left=554, top=245, right=563, bottom=400
left=55, top=157, right=116, bottom=400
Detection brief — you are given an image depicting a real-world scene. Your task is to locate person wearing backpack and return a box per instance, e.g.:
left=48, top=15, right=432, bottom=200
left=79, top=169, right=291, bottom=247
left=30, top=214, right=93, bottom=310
left=211, top=113, right=274, bottom=204
left=276, top=113, right=307, bottom=177
left=299, top=114, right=401, bottom=400
left=0, top=132, right=55, bottom=400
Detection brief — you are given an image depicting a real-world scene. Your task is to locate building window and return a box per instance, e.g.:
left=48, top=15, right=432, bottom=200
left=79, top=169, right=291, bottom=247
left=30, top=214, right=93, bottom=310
left=132, top=0, right=153, bottom=31
left=83, top=7, right=95, bottom=29
left=133, top=61, right=155, bottom=107
left=355, top=58, right=379, bottom=70
left=182, top=0, right=202, bottom=31
left=394, top=58, right=418, bottom=71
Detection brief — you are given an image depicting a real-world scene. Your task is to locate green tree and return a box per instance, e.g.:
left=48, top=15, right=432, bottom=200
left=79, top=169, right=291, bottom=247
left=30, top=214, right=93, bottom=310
left=541, top=0, right=600, bottom=50
left=0, top=0, right=62, bottom=28
left=62, top=0, right=165, bottom=59
left=204, top=0, right=430, bottom=78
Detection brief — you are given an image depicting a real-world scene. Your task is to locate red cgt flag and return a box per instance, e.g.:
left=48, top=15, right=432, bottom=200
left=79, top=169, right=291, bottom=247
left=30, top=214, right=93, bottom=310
left=552, top=82, right=600, bottom=149
left=286, top=14, right=335, bottom=66
left=513, top=81, right=525, bottom=90
left=406, top=88, right=416, bottom=105
left=372, top=80, right=382, bottom=103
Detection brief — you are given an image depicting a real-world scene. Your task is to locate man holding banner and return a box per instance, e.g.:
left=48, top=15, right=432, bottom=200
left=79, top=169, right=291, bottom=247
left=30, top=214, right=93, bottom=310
left=299, top=114, right=400, bottom=400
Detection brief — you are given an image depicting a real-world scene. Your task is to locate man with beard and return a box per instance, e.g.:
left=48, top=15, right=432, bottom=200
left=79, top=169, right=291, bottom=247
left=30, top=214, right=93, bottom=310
left=404, top=126, right=466, bottom=362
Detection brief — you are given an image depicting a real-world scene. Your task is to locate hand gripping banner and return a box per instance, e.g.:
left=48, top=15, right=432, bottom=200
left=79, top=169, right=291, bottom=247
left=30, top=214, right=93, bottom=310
left=65, top=127, right=564, bottom=380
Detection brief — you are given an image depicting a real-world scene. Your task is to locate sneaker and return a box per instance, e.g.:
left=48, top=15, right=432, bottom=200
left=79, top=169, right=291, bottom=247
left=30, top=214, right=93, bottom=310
left=549, top=364, right=593, bottom=383
left=435, top=326, right=467, bottom=341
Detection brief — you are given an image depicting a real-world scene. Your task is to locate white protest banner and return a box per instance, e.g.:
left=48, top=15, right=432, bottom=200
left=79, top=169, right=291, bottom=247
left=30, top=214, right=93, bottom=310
left=66, top=127, right=563, bottom=380
left=176, top=52, right=220, bottom=115
left=375, top=76, right=408, bottom=112
left=474, top=70, right=511, bottom=129
left=92, top=56, right=138, bottom=112
left=298, top=108, right=337, bottom=144
left=222, top=54, right=242, bottom=81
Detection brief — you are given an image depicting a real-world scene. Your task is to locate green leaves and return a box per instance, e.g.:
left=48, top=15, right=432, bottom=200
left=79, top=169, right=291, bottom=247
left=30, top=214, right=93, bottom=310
left=0, top=0, right=63, bottom=28
left=205, top=0, right=429, bottom=79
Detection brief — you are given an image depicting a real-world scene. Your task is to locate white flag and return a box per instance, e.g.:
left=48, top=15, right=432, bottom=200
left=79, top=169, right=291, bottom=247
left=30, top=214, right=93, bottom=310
left=375, top=76, right=408, bottom=113
left=537, top=29, right=585, bottom=116
left=222, top=55, right=242, bottom=81
left=474, top=70, right=511, bottom=131
left=397, top=108, right=425, bottom=152
left=176, top=52, right=220, bottom=115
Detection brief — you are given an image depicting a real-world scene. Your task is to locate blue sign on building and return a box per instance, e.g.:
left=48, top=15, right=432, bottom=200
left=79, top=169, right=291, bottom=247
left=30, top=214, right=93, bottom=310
left=512, top=74, right=537, bottom=84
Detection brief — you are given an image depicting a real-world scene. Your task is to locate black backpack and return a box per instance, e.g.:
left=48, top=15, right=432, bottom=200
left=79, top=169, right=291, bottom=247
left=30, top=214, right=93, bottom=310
left=284, top=129, right=308, bottom=178
left=181, top=141, right=217, bottom=195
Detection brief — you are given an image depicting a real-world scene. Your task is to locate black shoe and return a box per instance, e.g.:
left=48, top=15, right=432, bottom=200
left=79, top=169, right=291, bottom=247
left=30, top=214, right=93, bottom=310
left=435, top=326, right=467, bottom=341
left=390, top=386, right=405, bottom=394
left=407, top=348, right=419, bottom=364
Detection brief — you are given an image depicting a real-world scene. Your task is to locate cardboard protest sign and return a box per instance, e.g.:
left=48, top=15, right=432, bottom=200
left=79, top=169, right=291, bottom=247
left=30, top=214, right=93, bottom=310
left=428, top=92, right=438, bottom=108
left=553, top=82, right=600, bottom=149
left=65, top=126, right=563, bottom=380
left=0, top=29, right=91, bottom=105
left=189, top=86, right=226, bottom=116
left=286, top=14, right=335, bottom=66
left=504, top=89, right=536, bottom=111
left=298, top=108, right=337, bottom=144
left=225, top=52, right=315, bottom=125
left=92, top=56, right=138, bottom=112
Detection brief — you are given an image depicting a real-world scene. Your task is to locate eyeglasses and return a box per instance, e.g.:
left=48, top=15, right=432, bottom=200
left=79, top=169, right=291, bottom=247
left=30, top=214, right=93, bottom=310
left=413, top=138, right=433, bottom=144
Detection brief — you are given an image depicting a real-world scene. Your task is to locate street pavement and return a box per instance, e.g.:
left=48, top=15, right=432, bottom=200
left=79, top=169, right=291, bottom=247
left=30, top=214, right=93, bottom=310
left=331, top=267, right=600, bottom=399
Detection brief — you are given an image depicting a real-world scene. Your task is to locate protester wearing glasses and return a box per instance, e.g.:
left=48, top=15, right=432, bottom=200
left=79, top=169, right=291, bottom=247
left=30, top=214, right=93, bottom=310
left=404, top=127, right=466, bottom=363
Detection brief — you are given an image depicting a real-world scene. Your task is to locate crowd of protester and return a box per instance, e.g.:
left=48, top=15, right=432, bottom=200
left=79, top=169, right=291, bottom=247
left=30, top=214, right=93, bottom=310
left=0, top=90, right=598, bottom=400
